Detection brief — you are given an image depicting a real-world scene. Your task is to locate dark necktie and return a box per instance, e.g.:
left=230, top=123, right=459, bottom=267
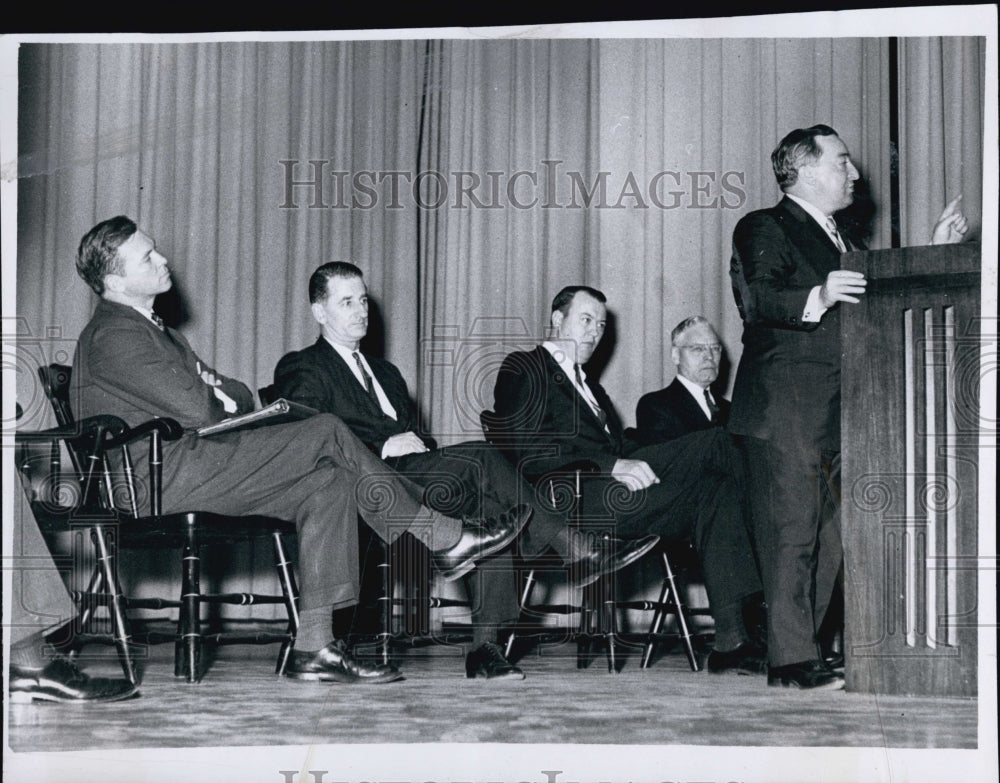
left=353, top=351, right=380, bottom=408
left=704, top=388, right=720, bottom=424
left=150, top=312, right=165, bottom=330
left=575, top=363, right=607, bottom=428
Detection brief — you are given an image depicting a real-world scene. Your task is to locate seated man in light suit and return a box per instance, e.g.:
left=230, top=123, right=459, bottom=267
left=71, top=216, right=530, bottom=685
left=273, top=262, right=657, bottom=680
left=635, top=316, right=730, bottom=443
left=493, top=285, right=766, bottom=675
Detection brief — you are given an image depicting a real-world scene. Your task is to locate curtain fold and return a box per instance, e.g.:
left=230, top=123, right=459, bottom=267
left=898, top=37, right=985, bottom=246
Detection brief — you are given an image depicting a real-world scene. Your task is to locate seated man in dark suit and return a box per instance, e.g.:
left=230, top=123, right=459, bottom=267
left=493, top=286, right=765, bottom=674
left=635, top=315, right=729, bottom=443
left=71, top=216, right=529, bottom=685
left=273, top=262, right=657, bottom=680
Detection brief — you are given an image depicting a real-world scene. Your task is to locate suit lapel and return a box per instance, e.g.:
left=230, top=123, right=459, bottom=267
left=538, top=347, right=617, bottom=444
left=777, top=197, right=843, bottom=276
left=670, top=379, right=712, bottom=427
left=317, top=338, right=385, bottom=418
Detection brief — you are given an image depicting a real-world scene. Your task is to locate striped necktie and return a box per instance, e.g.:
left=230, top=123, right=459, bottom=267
left=352, top=351, right=380, bottom=407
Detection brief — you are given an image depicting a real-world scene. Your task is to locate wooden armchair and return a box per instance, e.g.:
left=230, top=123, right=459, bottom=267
left=25, top=364, right=300, bottom=683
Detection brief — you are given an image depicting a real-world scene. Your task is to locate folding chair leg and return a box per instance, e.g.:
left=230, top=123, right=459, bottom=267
left=650, top=552, right=699, bottom=672
left=91, top=524, right=138, bottom=685
left=504, top=567, right=538, bottom=659
left=640, top=572, right=671, bottom=669
left=176, top=521, right=202, bottom=682
left=272, top=531, right=299, bottom=675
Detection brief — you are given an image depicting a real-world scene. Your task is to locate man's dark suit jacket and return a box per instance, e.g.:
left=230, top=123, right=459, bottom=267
left=273, top=337, right=429, bottom=456
left=492, top=346, right=634, bottom=484
left=728, top=196, right=863, bottom=450
left=634, top=378, right=729, bottom=445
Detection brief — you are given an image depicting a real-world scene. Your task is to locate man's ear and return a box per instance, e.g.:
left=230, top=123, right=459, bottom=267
left=310, top=301, right=326, bottom=325
left=670, top=345, right=681, bottom=368
left=551, top=310, right=563, bottom=332
left=103, top=274, right=123, bottom=294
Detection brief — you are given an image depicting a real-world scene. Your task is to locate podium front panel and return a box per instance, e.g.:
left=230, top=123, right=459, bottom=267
left=841, top=243, right=980, bottom=697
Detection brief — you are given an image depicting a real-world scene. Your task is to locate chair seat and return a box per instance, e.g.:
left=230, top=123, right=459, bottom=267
left=116, top=512, right=296, bottom=548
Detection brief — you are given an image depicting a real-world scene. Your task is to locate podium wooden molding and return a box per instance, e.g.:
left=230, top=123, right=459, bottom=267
left=841, top=242, right=981, bottom=696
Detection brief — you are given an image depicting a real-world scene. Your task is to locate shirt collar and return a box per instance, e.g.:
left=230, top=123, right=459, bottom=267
left=324, top=336, right=365, bottom=366
left=785, top=192, right=834, bottom=229
left=129, top=305, right=160, bottom=326
left=542, top=341, right=578, bottom=375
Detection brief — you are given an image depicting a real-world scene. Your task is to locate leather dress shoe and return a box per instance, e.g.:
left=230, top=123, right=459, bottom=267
left=706, top=641, right=768, bottom=675
left=569, top=534, right=660, bottom=588
left=465, top=642, right=525, bottom=680
left=9, top=657, right=138, bottom=703
left=824, top=651, right=845, bottom=672
left=284, top=640, right=403, bottom=684
left=767, top=659, right=844, bottom=690
left=434, top=504, right=532, bottom=581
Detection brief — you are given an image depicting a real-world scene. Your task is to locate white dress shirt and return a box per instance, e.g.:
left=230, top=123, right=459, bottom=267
left=542, top=341, right=610, bottom=433
left=676, top=373, right=714, bottom=421
left=325, top=338, right=398, bottom=421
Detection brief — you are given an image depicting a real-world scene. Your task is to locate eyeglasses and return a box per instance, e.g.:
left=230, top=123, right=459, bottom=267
left=679, top=344, right=723, bottom=358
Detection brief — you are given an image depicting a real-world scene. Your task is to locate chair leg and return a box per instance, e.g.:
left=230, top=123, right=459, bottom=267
left=600, top=574, right=618, bottom=674
left=577, top=581, right=597, bottom=669
left=376, top=539, right=393, bottom=665
left=91, top=524, right=138, bottom=685
left=640, top=568, right=671, bottom=669
left=176, top=520, right=202, bottom=682
left=648, top=549, right=699, bottom=672
left=272, top=531, right=299, bottom=676
left=504, top=567, right=538, bottom=659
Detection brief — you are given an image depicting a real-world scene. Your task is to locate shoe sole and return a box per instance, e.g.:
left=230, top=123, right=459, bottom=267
left=9, top=687, right=139, bottom=704
left=439, top=507, right=534, bottom=582
left=767, top=676, right=845, bottom=691
left=285, top=670, right=404, bottom=684
left=572, top=535, right=660, bottom=588
left=466, top=670, right=526, bottom=680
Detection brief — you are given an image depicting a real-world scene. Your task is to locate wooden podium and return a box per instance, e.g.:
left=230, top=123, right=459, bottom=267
left=840, top=242, right=981, bottom=696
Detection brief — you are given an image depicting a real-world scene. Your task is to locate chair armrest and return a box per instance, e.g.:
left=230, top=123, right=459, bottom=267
left=15, top=414, right=129, bottom=444
left=103, top=417, right=184, bottom=449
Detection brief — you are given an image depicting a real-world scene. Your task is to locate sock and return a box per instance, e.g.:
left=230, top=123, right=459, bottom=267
left=411, top=508, right=462, bottom=551
left=9, top=631, right=51, bottom=669
left=294, top=607, right=334, bottom=652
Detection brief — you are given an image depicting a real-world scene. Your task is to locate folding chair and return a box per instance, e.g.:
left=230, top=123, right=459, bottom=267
left=480, top=410, right=701, bottom=672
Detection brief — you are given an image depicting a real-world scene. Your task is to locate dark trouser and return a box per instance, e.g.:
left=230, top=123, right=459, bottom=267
left=577, top=429, right=762, bottom=642
left=154, top=414, right=431, bottom=614
left=391, top=442, right=568, bottom=646
left=741, top=436, right=841, bottom=667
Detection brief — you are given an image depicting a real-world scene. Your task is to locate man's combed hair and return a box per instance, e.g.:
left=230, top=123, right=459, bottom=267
left=671, top=315, right=714, bottom=345
left=550, top=285, right=607, bottom=316
left=771, top=124, right=839, bottom=189
left=309, top=261, right=364, bottom=303
left=76, top=215, right=138, bottom=295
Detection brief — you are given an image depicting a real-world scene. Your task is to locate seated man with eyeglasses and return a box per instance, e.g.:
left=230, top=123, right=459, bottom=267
left=635, top=316, right=730, bottom=443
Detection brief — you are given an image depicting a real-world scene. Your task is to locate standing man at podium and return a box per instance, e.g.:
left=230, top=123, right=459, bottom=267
left=728, top=124, right=968, bottom=690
